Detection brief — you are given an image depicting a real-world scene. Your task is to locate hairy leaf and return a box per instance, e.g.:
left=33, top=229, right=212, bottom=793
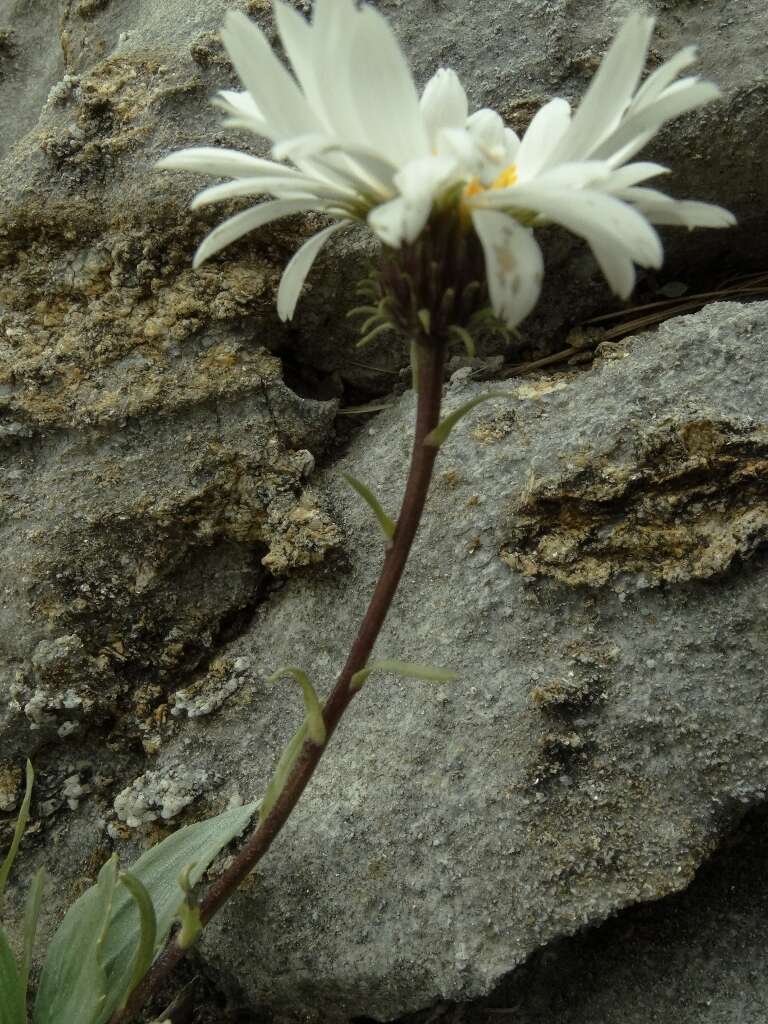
left=260, top=720, right=309, bottom=823
left=341, top=473, right=395, bottom=540
left=0, top=926, right=25, bottom=1024
left=0, top=761, right=34, bottom=901
left=34, top=802, right=257, bottom=1024
left=424, top=392, right=509, bottom=448
left=266, top=666, right=326, bottom=744
left=351, top=659, right=458, bottom=691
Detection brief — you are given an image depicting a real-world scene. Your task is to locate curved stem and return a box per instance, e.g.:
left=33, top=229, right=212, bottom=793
left=109, top=340, right=446, bottom=1024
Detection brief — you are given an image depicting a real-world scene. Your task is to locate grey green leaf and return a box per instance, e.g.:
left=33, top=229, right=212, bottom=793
left=260, top=720, right=309, bottom=823
left=341, top=473, right=396, bottom=540
left=33, top=855, right=118, bottom=1024
left=424, top=392, right=510, bottom=448
left=118, top=872, right=157, bottom=1009
left=20, top=867, right=45, bottom=998
left=0, top=926, right=25, bottom=1024
left=0, top=761, right=34, bottom=901
left=265, top=666, right=326, bottom=745
left=350, top=659, right=458, bottom=692
left=34, top=802, right=257, bottom=1024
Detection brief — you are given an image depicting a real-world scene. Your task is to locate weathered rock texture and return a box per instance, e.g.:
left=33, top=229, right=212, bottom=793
left=477, top=806, right=768, bottom=1024
left=97, top=299, right=764, bottom=1020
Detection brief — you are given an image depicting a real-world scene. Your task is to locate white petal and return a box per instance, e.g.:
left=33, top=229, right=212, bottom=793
left=523, top=159, right=612, bottom=190
left=471, top=209, right=544, bottom=328
left=192, top=198, right=321, bottom=267
left=604, top=161, right=669, bottom=189
left=271, top=133, right=333, bottom=162
left=368, top=197, right=408, bottom=248
left=592, top=79, right=721, bottom=161
left=504, top=128, right=521, bottom=162
left=588, top=238, right=636, bottom=297
left=515, top=98, right=571, bottom=179
left=301, top=143, right=398, bottom=197
left=392, top=154, right=459, bottom=242
left=394, top=154, right=458, bottom=198
left=190, top=174, right=350, bottom=208
left=212, top=90, right=268, bottom=135
left=277, top=221, right=348, bottom=320
left=157, top=147, right=296, bottom=179
left=435, top=127, right=484, bottom=175
left=466, top=109, right=509, bottom=165
left=482, top=184, right=663, bottom=267
left=221, top=11, right=320, bottom=140
left=552, top=13, right=655, bottom=161
left=617, top=187, right=736, bottom=228
left=273, top=1, right=319, bottom=109
left=273, top=134, right=395, bottom=197
left=347, top=4, right=429, bottom=166
left=309, top=0, right=367, bottom=143
left=631, top=45, right=698, bottom=111
left=420, top=69, right=469, bottom=145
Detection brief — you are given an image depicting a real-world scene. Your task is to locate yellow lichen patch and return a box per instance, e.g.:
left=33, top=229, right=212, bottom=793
left=261, top=491, right=343, bottom=574
left=515, top=379, right=569, bottom=400
left=500, top=420, right=768, bottom=587
left=471, top=409, right=517, bottom=445
left=0, top=201, right=281, bottom=426
left=0, top=764, right=22, bottom=813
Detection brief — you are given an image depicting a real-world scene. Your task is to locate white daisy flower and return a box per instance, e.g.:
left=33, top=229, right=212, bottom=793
left=158, top=2, right=734, bottom=332
left=453, top=12, right=736, bottom=326
left=158, top=0, right=441, bottom=321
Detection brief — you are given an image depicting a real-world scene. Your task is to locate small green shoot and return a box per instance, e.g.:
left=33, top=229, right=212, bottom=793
left=342, top=473, right=395, bottom=539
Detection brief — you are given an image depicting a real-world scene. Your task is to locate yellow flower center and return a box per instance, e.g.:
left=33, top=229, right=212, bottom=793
left=463, top=162, right=519, bottom=201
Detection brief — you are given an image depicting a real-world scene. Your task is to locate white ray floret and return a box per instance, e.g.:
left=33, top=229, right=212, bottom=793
left=158, top=1, right=735, bottom=327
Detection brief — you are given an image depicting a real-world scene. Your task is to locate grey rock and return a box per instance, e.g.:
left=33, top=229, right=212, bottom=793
left=123, top=299, right=765, bottom=1020
left=0, top=361, right=339, bottom=769
left=480, top=806, right=768, bottom=1024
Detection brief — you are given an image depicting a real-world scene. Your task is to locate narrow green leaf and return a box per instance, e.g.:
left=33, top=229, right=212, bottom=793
left=0, top=761, right=34, bottom=901
left=20, top=867, right=45, bottom=998
left=118, top=871, right=157, bottom=1009
left=260, top=720, right=309, bottom=823
left=424, top=392, right=510, bottom=448
left=174, top=864, right=202, bottom=950
left=341, top=473, right=395, bottom=540
left=346, top=304, right=379, bottom=318
left=417, top=308, right=431, bottom=335
left=34, top=802, right=257, bottom=1024
left=33, top=855, right=118, bottom=1024
left=357, top=322, right=394, bottom=348
left=449, top=324, right=476, bottom=358
left=265, top=666, right=326, bottom=745
left=0, top=926, right=25, bottom=1024
left=360, top=313, right=388, bottom=335
left=351, top=659, right=458, bottom=692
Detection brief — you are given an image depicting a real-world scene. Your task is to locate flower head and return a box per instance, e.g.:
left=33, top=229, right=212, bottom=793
left=158, top=3, right=734, bottom=332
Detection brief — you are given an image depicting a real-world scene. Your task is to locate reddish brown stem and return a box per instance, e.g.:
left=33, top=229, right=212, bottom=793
left=109, top=340, right=446, bottom=1024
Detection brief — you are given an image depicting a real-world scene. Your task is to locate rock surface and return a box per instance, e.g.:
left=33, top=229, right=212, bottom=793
left=478, top=805, right=768, bottom=1024
left=114, top=299, right=765, bottom=1020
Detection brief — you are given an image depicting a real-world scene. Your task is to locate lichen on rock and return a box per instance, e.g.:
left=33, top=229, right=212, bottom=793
left=500, top=419, right=768, bottom=588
